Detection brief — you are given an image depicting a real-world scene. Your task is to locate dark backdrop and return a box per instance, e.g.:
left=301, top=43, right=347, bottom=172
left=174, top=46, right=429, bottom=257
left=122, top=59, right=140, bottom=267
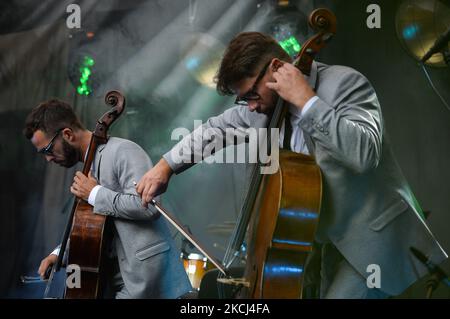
left=0, top=0, right=448, bottom=298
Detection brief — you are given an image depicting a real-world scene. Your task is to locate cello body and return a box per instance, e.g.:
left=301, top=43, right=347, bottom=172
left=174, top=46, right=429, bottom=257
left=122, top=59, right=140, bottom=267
left=240, top=151, right=322, bottom=298
left=65, top=200, right=107, bottom=298
left=52, top=91, right=125, bottom=299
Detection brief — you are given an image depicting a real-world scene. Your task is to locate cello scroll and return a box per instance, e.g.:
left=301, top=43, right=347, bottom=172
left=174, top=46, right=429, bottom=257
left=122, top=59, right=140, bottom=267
left=92, top=90, right=125, bottom=144
left=297, top=8, right=337, bottom=75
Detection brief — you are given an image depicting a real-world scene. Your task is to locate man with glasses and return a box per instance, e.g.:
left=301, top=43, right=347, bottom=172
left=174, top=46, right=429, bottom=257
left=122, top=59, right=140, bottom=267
left=36, top=129, right=62, bottom=156
left=23, top=99, right=191, bottom=298
left=136, top=32, right=447, bottom=298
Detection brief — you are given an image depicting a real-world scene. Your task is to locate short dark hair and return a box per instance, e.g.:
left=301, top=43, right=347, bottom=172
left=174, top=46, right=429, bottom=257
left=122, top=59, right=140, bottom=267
left=215, top=32, right=291, bottom=96
left=23, top=99, right=85, bottom=139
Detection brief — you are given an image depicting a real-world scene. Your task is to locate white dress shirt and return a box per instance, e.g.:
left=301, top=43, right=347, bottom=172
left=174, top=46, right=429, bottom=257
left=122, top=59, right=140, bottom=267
left=279, top=95, right=318, bottom=154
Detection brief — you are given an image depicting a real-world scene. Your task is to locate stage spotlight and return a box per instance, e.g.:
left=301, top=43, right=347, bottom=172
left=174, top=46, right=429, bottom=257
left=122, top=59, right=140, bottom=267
left=395, top=0, right=450, bottom=67
left=67, top=31, right=102, bottom=96
left=180, top=32, right=226, bottom=88
left=75, top=55, right=95, bottom=96
left=264, top=1, right=308, bottom=58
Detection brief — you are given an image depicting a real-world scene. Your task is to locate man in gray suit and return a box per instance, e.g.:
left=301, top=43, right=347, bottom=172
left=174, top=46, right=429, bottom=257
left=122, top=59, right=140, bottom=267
left=136, top=32, right=447, bottom=298
left=24, top=99, right=191, bottom=298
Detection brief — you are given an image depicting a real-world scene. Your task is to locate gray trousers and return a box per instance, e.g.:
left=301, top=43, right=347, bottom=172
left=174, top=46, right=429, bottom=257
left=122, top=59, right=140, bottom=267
left=102, top=257, right=131, bottom=299
left=305, top=242, right=390, bottom=299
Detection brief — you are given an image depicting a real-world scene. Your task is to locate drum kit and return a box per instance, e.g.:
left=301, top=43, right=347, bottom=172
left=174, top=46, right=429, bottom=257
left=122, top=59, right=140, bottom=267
left=181, top=252, right=215, bottom=290
left=180, top=221, right=235, bottom=291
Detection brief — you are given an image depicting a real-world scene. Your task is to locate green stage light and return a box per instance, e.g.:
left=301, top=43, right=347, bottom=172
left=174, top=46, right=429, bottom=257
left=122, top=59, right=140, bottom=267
left=76, top=56, right=95, bottom=96
left=265, top=3, right=307, bottom=59
left=278, top=36, right=302, bottom=57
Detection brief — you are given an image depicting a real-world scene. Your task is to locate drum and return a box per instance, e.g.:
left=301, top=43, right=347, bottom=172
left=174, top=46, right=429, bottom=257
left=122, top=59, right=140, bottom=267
left=182, top=253, right=214, bottom=290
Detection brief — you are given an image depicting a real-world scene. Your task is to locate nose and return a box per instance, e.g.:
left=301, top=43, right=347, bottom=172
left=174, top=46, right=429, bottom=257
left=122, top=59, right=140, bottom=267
left=45, top=155, right=54, bottom=162
left=247, top=100, right=258, bottom=112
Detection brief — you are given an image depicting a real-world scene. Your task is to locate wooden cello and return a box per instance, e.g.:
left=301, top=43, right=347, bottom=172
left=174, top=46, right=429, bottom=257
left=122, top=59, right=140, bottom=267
left=44, top=91, right=125, bottom=298
left=218, top=8, right=337, bottom=298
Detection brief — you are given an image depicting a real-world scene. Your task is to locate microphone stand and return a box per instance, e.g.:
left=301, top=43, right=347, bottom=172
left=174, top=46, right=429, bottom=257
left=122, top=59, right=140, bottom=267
left=425, top=273, right=440, bottom=299
left=410, top=247, right=450, bottom=299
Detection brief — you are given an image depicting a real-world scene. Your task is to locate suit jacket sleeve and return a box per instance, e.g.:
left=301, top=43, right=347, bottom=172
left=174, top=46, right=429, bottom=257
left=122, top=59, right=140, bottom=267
left=163, top=105, right=267, bottom=174
left=299, top=69, right=383, bottom=174
left=93, top=141, right=160, bottom=221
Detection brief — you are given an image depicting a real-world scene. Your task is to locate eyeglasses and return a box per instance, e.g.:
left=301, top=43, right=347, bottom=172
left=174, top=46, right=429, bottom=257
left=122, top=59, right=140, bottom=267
left=234, top=61, right=271, bottom=106
left=37, top=129, right=63, bottom=156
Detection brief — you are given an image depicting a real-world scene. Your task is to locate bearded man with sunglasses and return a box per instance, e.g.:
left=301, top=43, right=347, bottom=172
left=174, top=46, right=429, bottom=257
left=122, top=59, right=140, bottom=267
left=136, top=32, right=447, bottom=298
left=23, top=99, right=191, bottom=298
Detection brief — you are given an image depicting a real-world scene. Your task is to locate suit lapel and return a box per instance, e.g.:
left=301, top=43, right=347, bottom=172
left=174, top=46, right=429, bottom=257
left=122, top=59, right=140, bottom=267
left=93, top=143, right=107, bottom=181
left=306, top=61, right=319, bottom=91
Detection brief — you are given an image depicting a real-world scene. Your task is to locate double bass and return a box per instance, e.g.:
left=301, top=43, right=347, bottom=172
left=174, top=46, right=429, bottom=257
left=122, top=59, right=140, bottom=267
left=218, top=8, right=337, bottom=298
left=44, top=91, right=125, bottom=298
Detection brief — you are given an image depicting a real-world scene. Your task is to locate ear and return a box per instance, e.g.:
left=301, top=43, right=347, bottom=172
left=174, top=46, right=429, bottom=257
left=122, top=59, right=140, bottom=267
left=61, top=128, right=75, bottom=143
left=269, top=58, right=285, bottom=73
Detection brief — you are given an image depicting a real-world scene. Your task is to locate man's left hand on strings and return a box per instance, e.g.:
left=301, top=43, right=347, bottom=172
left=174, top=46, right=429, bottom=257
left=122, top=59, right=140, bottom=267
left=266, top=62, right=316, bottom=110
left=71, top=171, right=98, bottom=201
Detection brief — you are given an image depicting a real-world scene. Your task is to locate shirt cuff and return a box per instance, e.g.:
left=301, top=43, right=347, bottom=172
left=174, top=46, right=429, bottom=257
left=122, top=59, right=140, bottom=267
left=163, top=149, right=194, bottom=175
left=51, top=247, right=60, bottom=256
left=301, top=96, right=319, bottom=116
left=88, top=185, right=102, bottom=206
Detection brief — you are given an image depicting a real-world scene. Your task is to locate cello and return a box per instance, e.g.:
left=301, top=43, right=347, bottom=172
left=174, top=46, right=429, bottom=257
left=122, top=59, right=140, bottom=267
left=44, top=91, right=125, bottom=298
left=218, top=8, right=337, bottom=298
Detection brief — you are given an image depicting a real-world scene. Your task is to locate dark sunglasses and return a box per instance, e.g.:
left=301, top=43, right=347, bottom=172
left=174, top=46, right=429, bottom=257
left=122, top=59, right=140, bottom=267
left=37, top=129, right=63, bottom=156
left=234, top=61, right=271, bottom=106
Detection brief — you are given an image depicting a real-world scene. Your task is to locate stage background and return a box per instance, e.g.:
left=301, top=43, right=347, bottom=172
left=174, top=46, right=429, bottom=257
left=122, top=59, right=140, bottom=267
left=0, top=0, right=448, bottom=298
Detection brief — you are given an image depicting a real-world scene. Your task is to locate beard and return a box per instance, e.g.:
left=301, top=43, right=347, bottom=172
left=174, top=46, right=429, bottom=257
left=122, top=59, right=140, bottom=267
left=259, top=91, right=278, bottom=115
left=59, top=139, right=82, bottom=168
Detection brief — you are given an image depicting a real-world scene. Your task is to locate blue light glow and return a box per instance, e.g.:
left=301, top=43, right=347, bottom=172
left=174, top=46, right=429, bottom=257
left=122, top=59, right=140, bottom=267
left=267, top=265, right=303, bottom=274
left=403, top=24, right=419, bottom=40
left=279, top=209, right=318, bottom=220
left=185, top=57, right=200, bottom=70
left=272, top=239, right=312, bottom=246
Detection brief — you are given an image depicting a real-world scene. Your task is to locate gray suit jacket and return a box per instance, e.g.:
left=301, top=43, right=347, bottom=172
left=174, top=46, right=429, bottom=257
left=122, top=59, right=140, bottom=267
left=92, top=137, right=191, bottom=298
left=163, top=61, right=447, bottom=296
